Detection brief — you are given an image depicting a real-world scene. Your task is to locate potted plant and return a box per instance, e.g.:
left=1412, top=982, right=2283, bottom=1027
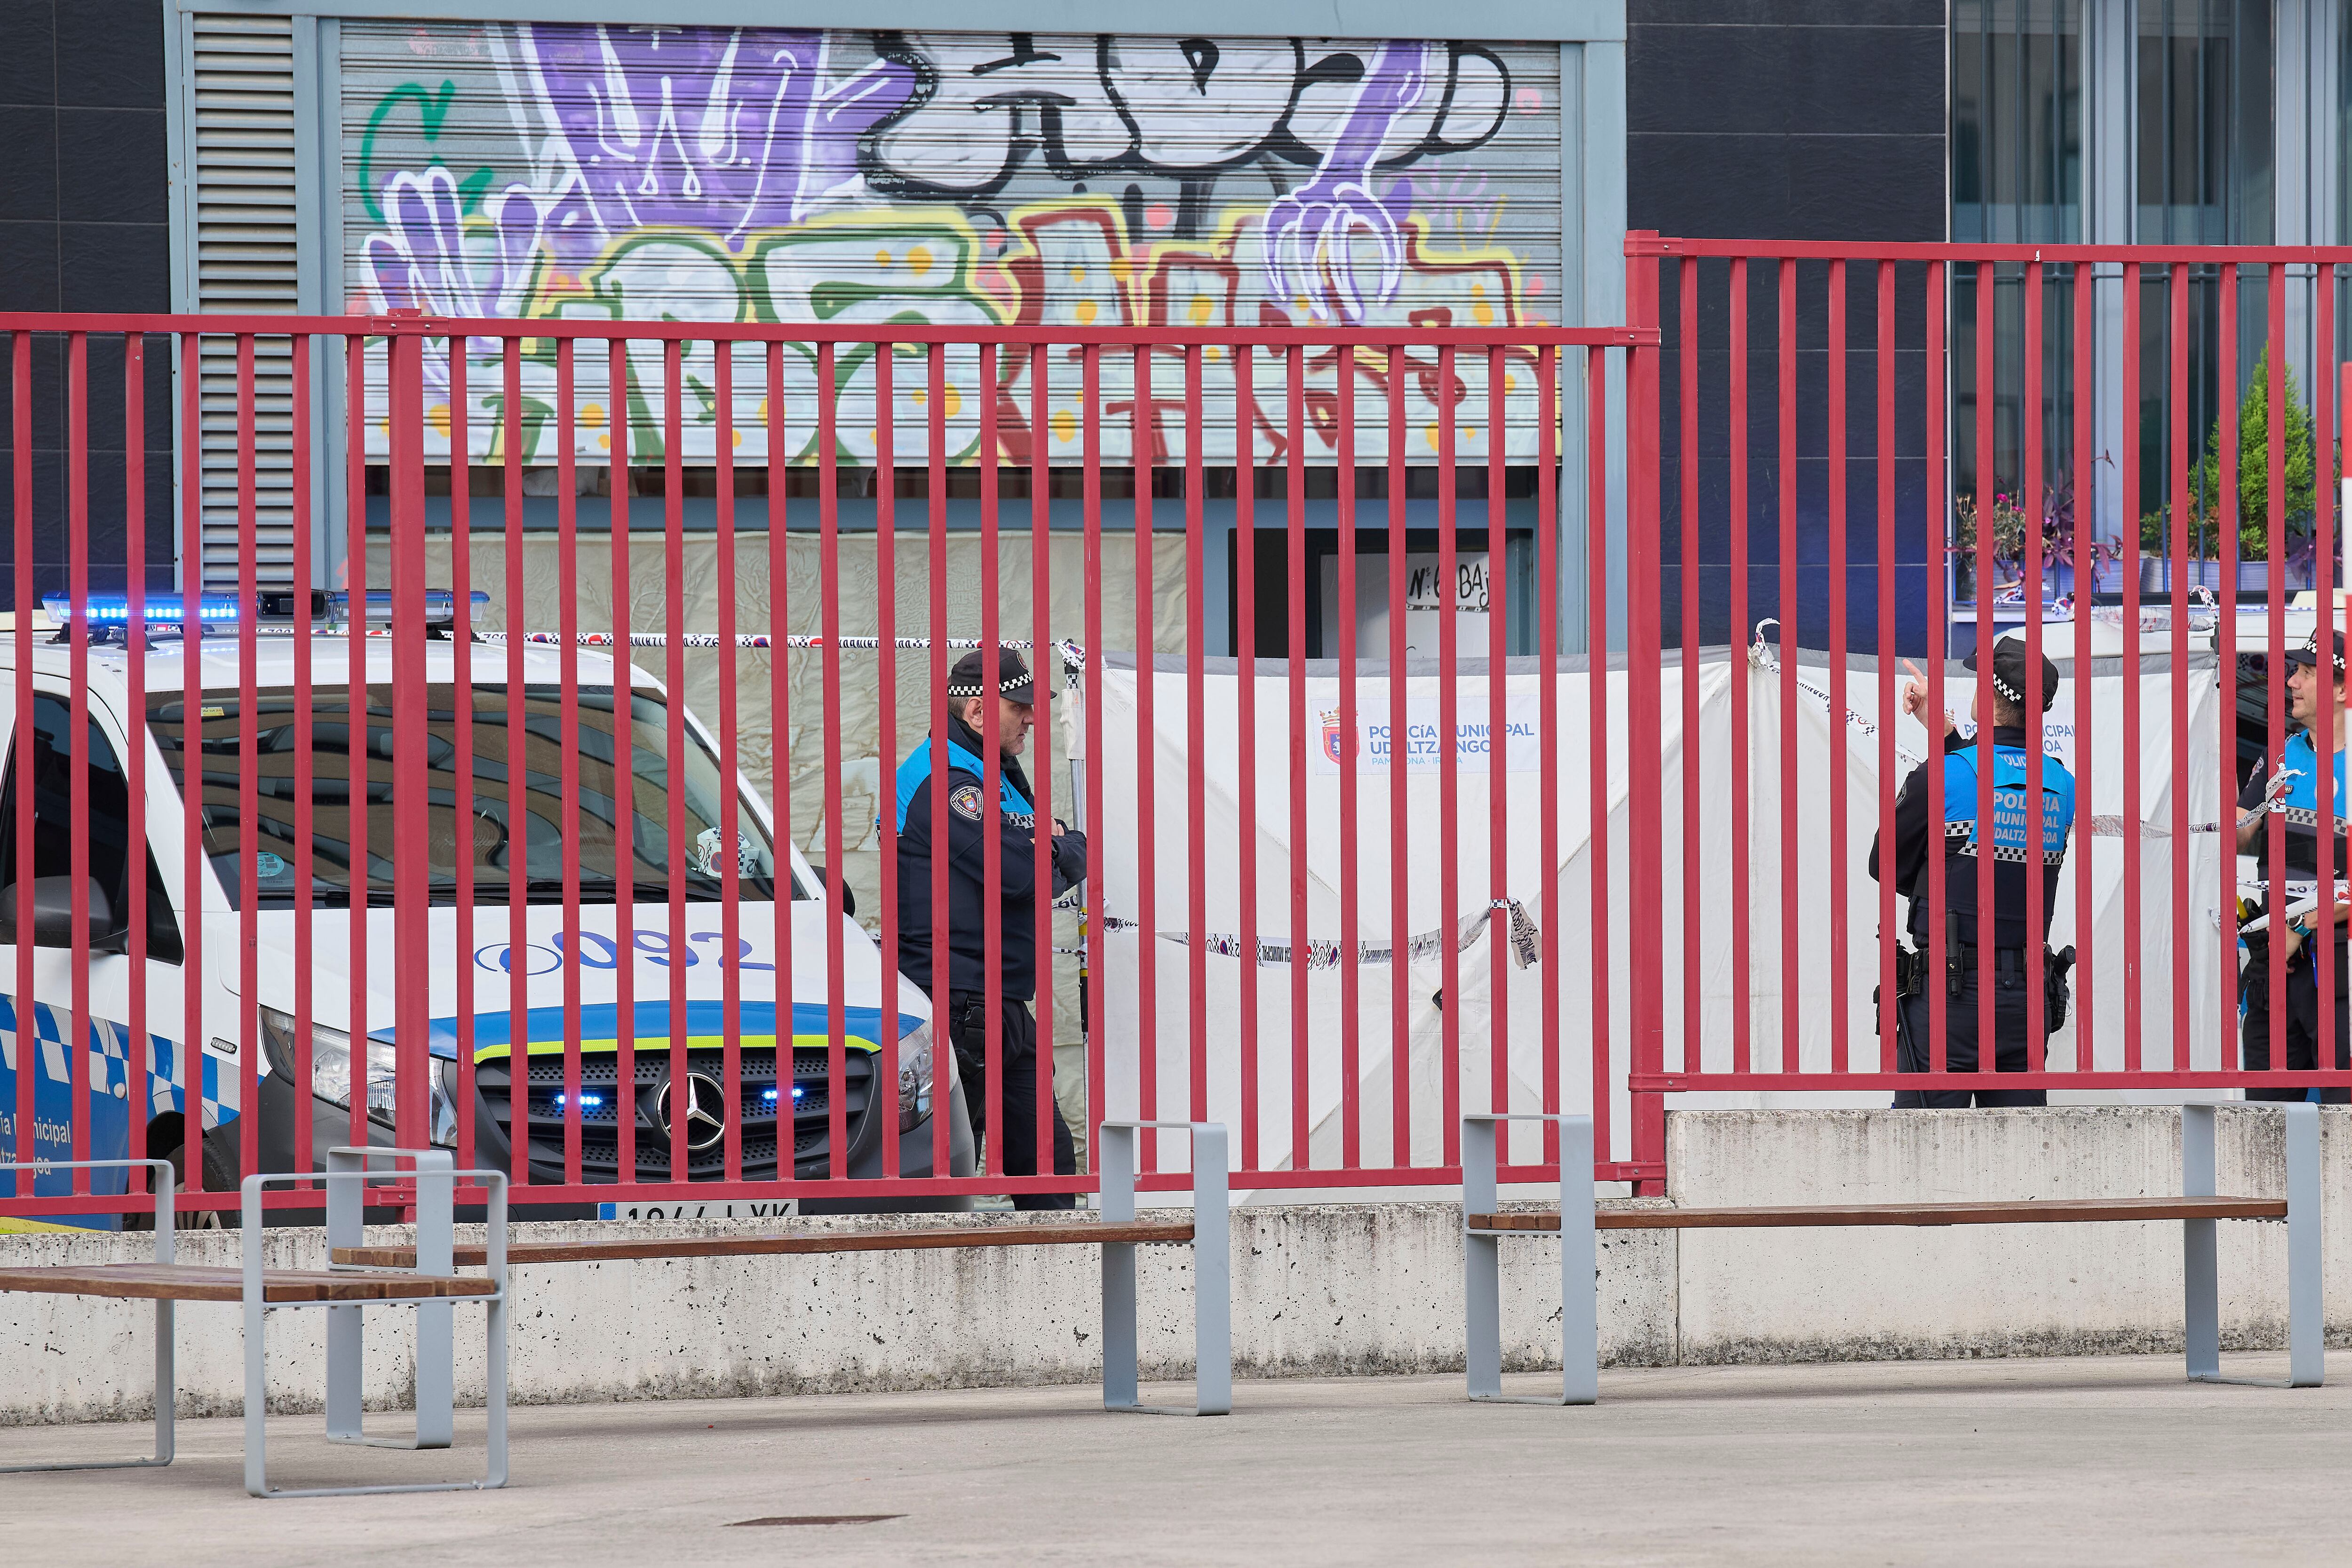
left=1950, top=489, right=2026, bottom=603
left=2193, top=346, right=2318, bottom=593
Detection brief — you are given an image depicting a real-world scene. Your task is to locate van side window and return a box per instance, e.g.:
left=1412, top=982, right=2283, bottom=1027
left=0, top=694, right=184, bottom=963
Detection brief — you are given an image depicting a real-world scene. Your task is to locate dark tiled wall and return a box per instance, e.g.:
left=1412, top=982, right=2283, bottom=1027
left=1630, top=1, right=1949, bottom=655
left=0, top=0, right=175, bottom=597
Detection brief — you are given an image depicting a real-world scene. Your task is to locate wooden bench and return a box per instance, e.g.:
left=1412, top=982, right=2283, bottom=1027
left=0, top=1149, right=509, bottom=1498
left=343, top=1118, right=1233, bottom=1419
left=1462, top=1105, right=2322, bottom=1406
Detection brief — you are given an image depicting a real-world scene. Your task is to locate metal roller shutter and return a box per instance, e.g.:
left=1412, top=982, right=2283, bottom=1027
left=337, top=21, right=1563, bottom=470
left=191, top=12, right=300, bottom=588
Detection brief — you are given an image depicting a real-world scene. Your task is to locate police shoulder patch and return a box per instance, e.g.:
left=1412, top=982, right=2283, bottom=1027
left=949, top=782, right=985, bottom=821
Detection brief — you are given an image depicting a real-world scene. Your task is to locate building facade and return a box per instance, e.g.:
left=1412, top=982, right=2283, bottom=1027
left=1, top=2, right=2346, bottom=654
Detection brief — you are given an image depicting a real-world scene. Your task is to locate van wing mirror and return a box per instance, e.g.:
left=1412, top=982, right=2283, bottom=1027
left=0, top=876, right=117, bottom=949
left=806, top=863, right=857, bottom=920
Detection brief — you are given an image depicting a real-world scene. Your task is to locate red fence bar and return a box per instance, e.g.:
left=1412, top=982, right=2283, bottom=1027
left=822, top=340, right=852, bottom=1180
left=1678, top=261, right=1702, bottom=1086
left=1028, top=338, right=1053, bottom=1188
left=2121, top=267, right=2144, bottom=1075
left=1539, top=344, right=1562, bottom=1166
left=1234, top=342, right=1260, bottom=1174
left=1339, top=343, right=1362, bottom=1169
left=718, top=338, right=746, bottom=1185
left=68, top=331, right=93, bottom=1190
left=2021, top=261, right=2047, bottom=1069
left=1729, top=260, right=1754, bottom=1078
left=1924, top=261, right=1948, bottom=1080
left=1875, top=264, right=1899, bottom=1074
left=1827, top=262, right=1852, bottom=1078
left=2216, top=279, right=2241, bottom=1082
left=2070, top=262, right=2094, bottom=1067
left=8, top=327, right=27, bottom=1206
left=2168, top=264, right=2191, bottom=1074
left=125, top=334, right=152, bottom=1197
left=1285, top=344, right=1309, bottom=1173
left=1385, top=344, right=1409, bottom=1167
left=1777, top=261, right=1799, bottom=1073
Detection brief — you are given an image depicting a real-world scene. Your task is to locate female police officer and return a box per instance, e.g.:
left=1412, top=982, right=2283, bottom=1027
left=2234, top=628, right=2352, bottom=1103
left=1870, top=636, right=2075, bottom=1106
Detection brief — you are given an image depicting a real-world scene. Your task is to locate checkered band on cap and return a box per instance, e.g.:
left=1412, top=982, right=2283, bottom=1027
left=1988, top=667, right=2025, bottom=707
left=946, top=664, right=1033, bottom=699
left=2302, top=628, right=2346, bottom=676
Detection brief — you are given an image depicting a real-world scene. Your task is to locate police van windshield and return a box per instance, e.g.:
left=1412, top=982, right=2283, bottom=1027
left=147, top=683, right=803, bottom=909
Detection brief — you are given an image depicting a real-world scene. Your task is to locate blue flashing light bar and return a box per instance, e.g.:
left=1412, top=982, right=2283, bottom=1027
left=43, top=587, right=492, bottom=633
left=45, top=593, right=243, bottom=624
left=762, top=1088, right=806, bottom=1102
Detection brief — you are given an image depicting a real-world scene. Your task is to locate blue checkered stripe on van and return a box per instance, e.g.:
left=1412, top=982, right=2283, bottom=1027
left=0, top=993, right=237, bottom=1146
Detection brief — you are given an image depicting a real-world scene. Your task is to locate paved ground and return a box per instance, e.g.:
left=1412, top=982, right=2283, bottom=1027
left=7, top=1353, right=2349, bottom=1565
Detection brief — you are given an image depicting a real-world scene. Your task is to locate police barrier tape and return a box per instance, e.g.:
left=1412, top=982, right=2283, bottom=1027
left=1746, top=620, right=2291, bottom=841
left=1074, top=897, right=1543, bottom=972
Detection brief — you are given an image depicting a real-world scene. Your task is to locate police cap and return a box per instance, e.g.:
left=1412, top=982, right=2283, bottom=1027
left=2283, top=627, right=2348, bottom=679
left=946, top=646, right=1058, bottom=706
left=1963, top=635, right=2061, bottom=713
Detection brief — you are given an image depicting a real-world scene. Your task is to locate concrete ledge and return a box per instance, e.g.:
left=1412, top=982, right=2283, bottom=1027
left=2, top=1106, right=2343, bottom=1424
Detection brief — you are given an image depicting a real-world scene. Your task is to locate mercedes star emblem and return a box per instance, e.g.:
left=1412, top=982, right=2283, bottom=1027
left=655, top=1071, right=728, bottom=1152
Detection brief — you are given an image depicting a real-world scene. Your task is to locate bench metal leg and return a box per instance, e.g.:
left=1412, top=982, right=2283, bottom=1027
left=0, top=1157, right=176, bottom=1473
left=2286, top=1104, right=2322, bottom=1388
left=243, top=1154, right=510, bottom=1499
left=2182, top=1105, right=2221, bottom=1381
left=1098, top=1121, right=1230, bottom=1417
left=1464, top=1113, right=1596, bottom=1406
left=2184, top=1103, right=2324, bottom=1390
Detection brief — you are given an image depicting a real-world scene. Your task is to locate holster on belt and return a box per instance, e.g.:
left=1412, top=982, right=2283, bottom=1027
left=2045, top=944, right=2076, bottom=1031
left=1946, top=923, right=1966, bottom=1001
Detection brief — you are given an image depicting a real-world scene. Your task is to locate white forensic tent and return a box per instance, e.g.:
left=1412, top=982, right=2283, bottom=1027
left=1081, top=649, right=2232, bottom=1196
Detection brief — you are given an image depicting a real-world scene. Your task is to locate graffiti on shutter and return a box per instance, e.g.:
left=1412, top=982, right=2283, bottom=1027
left=340, top=24, right=1562, bottom=468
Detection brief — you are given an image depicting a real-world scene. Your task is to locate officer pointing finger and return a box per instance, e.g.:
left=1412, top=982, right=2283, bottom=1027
left=1869, top=636, right=2076, bottom=1106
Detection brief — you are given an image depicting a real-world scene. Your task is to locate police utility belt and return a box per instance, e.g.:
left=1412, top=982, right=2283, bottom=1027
left=1893, top=932, right=2077, bottom=1027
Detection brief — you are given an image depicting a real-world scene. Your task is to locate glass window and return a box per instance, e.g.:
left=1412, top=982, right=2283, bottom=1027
left=146, top=684, right=795, bottom=910
left=2137, top=0, right=2274, bottom=244
left=0, top=693, right=183, bottom=962
left=1953, top=0, right=2084, bottom=244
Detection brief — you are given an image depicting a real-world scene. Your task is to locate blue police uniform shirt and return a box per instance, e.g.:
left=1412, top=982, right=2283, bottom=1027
left=1941, top=741, right=2078, bottom=866
left=892, top=735, right=1033, bottom=834
left=2273, top=729, right=2350, bottom=833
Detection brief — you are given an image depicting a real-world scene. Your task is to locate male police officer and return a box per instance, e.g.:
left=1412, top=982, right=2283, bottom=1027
left=1870, top=636, right=2076, bottom=1106
left=2233, top=628, right=2352, bottom=1103
left=894, top=648, right=1089, bottom=1206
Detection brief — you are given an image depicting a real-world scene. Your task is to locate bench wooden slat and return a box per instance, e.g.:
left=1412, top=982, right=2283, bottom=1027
left=331, top=1219, right=1198, bottom=1270
left=1468, top=1196, right=2289, bottom=1232
left=0, top=1263, right=500, bottom=1303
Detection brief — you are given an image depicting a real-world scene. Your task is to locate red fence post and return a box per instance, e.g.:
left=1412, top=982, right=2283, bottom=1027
left=1624, top=233, right=1668, bottom=1194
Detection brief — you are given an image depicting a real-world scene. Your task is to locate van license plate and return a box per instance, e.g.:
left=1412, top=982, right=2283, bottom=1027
left=595, top=1200, right=799, bottom=1221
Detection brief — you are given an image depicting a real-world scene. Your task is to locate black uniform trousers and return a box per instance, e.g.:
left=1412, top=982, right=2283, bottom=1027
left=1892, top=953, right=2050, bottom=1108
left=2241, top=934, right=2352, bottom=1104
left=946, top=992, right=1078, bottom=1209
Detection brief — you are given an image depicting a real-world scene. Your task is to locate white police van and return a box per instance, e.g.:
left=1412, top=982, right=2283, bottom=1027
left=0, top=591, right=969, bottom=1230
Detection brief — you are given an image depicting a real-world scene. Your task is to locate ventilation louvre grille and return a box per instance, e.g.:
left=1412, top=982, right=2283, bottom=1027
left=192, top=13, right=298, bottom=589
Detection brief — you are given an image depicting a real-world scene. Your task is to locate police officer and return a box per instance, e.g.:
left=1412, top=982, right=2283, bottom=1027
left=2233, top=629, right=2352, bottom=1103
left=894, top=648, right=1089, bottom=1206
left=1870, top=636, right=2077, bottom=1106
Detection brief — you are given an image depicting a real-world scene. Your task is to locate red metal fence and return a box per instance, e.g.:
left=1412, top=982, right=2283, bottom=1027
left=0, top=310, right=1647, bottom=1224
left=8, top=239, right=2347, bottom=1223
left=1623, top=235, right=2352, bottom=1189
